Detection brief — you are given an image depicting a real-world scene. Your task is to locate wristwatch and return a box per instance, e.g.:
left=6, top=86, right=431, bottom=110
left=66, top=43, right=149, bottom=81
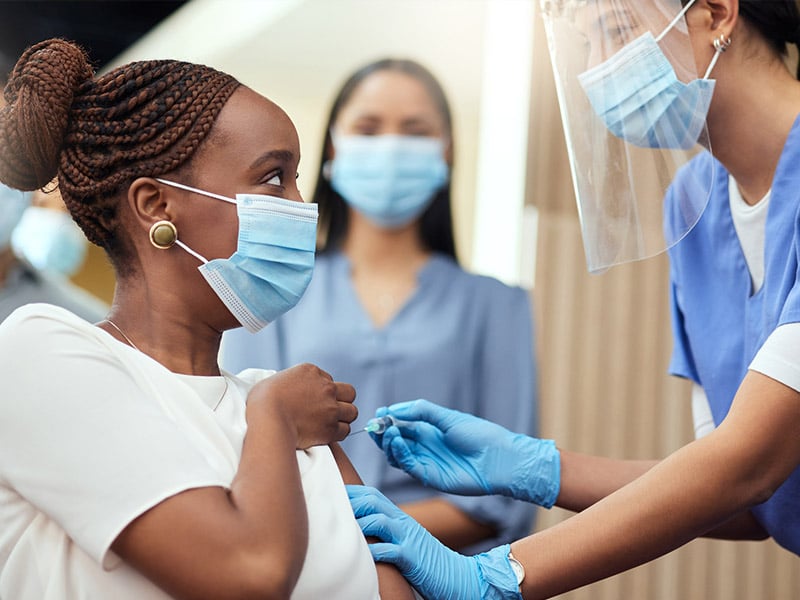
left=508, top=551, right=525, bottom=589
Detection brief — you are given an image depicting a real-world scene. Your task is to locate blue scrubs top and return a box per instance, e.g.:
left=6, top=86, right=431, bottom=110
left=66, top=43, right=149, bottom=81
left=222, top=251, right=539, bottom=553
left=666, top=115, right=800, bottom=554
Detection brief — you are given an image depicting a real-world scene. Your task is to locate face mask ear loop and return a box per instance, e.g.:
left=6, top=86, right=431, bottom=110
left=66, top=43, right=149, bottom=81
left=175, top=239, right=209, bottom=264
left=154, top=178, right=237, bottom=204
left=153, top=178, right=232, bottom=264
left=655, top=0, right=697, bottom=43
left=703, top=34, right=731, bottom=79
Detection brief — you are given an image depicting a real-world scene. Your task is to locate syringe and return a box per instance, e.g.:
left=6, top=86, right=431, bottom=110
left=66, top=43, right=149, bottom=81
left=348, top=415, right=402, bottom=437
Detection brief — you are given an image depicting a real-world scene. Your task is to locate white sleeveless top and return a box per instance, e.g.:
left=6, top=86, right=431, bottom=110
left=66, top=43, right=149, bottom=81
left=0, top=303, right=379, bottom=599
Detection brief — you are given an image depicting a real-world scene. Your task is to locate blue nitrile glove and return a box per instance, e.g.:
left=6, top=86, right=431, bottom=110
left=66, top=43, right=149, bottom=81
left=372, top=399, right=560, bottom=507
left=348, top=485, right=522, bottom=600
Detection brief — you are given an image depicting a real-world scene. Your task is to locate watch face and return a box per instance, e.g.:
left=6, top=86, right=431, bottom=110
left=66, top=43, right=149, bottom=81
left=509, top=555, right=525, bottom=585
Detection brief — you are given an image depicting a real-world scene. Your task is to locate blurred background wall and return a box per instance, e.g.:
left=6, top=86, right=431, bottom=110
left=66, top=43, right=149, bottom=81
left=2, top=0, right=798, bottom=597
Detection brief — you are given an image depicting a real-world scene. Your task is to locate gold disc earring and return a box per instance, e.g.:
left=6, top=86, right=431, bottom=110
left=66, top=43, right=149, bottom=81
left=149, top=220, right=178, bottom=249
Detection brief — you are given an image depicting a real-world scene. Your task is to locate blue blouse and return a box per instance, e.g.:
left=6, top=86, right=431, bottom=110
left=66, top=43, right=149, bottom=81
left=666, top=114, right=800, bottom=554
left=222, top=251, right=539, bottom=552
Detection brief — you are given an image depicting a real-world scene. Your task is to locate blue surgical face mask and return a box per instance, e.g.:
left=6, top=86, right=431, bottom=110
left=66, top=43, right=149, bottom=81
left=0, top=183, right=31, bottom=251
left=11, top=206, right=88, bottom=277
left=156, top=179, right=318, bottom=333
left=327, top=134, right=449, bottom=228
left=578, top=0, right=720, bottom=150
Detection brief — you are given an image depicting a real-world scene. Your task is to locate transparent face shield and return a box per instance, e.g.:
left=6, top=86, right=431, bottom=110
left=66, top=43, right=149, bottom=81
left=540, top=0, right=716, bottom=272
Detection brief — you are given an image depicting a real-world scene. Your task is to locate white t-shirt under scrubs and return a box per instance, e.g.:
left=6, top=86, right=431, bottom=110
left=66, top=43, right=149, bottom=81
left=0, top=303, right=379, bottom=600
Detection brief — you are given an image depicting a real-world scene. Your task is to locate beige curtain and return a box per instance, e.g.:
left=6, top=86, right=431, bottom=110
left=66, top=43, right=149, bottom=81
left=527, top=4, right=799, bottom=598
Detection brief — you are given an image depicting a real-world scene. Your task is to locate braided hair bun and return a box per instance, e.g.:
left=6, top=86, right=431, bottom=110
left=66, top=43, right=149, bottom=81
left=0, top=39, right=92, bottom=191
left=0, top=38, right=240, bottom=252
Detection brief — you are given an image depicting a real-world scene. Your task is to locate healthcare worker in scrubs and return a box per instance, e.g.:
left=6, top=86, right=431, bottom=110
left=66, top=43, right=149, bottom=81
left=347, top=1, right=800, bottom=598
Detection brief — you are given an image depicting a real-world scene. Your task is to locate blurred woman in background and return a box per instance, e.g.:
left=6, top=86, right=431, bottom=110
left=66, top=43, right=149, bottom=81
left=223, top=58, right=539, bottom=553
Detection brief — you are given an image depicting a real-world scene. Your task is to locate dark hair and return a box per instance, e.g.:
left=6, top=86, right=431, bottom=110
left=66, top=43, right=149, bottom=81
left=313, top=58, right=458, bottom=262
left=682, top=0, right=800, bottom=78
left=0, top=38, right=240, bottom=270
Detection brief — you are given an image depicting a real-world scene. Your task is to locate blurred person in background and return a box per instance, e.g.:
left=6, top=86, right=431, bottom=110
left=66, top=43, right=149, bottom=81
left=222, top=58, right=539, bottom=554
left=12, top=184, right=90, bottom=279
left=0, top=60, right=106, bottom=322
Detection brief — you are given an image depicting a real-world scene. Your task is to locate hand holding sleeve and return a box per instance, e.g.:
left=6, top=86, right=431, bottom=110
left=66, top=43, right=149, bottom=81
left=347, top=485, right=522, bottom=600
left=373, top=399, right=561, bottom=507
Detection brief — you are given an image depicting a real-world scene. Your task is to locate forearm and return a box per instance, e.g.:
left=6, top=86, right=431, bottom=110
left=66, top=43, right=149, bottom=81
left=514, top=431, right=780, bottom=598
left=514, top=373, right=800, bottom=599
left=400, top=497, right=497, bottom=550
left=556, top=451, right=657, bottom=512
left=558, top=451, right=765, bottom=541
left=517, top=371, right=800, bottom=597
left=330, top=443, right=416, bottom=600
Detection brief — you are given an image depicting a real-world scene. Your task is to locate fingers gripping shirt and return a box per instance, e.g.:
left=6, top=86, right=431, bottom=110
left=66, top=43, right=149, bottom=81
left=0, top=303, right=378, bottom=599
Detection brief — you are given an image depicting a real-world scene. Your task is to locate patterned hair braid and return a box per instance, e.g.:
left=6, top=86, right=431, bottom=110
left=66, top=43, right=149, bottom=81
left=0, top=38, right=240, bottom=251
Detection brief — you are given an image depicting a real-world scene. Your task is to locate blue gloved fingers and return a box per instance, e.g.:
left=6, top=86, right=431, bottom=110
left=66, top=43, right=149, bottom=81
left=346, top=483, right=380, bottom=511
left=347, top=487, right=522, bottom=599
left=366, top=541, right=404, bottom=565
left=350, top=480, right=500, bottom=600
left=384, top=428, right=428, bottom=475
left=380, top=424, right=402, bottom=448
left=379, top=425, right=403, bottom=452
left=385, top=398, right=467, bottom=431
left=381, top=420, right=447, bottom=453
left=356, top=512, right=415, bottom=546
left=389, top=419, right=440, bottom=442
left=387, top=400, right=515, bottom=443
left=388, top=398, right=497, bottom=435
left=355, top=512, right=389, bottom=538
left=347, top=483, right=382, bottom=505
left=382, top=423, right=494, bottom=495
left=354, top=516, right=416, bottom=575
left=375, top=403, right=563, bottom=505
left=380, top=427, right=406, bottom=470
left=384, top=428, right=472, bottom=490
left=384, top=431, right=435, bottom=485
left=347, top=484, right=405, bottom=520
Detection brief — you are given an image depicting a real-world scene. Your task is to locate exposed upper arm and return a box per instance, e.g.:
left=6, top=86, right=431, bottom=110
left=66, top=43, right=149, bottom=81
left=329, top=443, right=416, bottom=600
left=330, top=441, right=363, bottom=484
